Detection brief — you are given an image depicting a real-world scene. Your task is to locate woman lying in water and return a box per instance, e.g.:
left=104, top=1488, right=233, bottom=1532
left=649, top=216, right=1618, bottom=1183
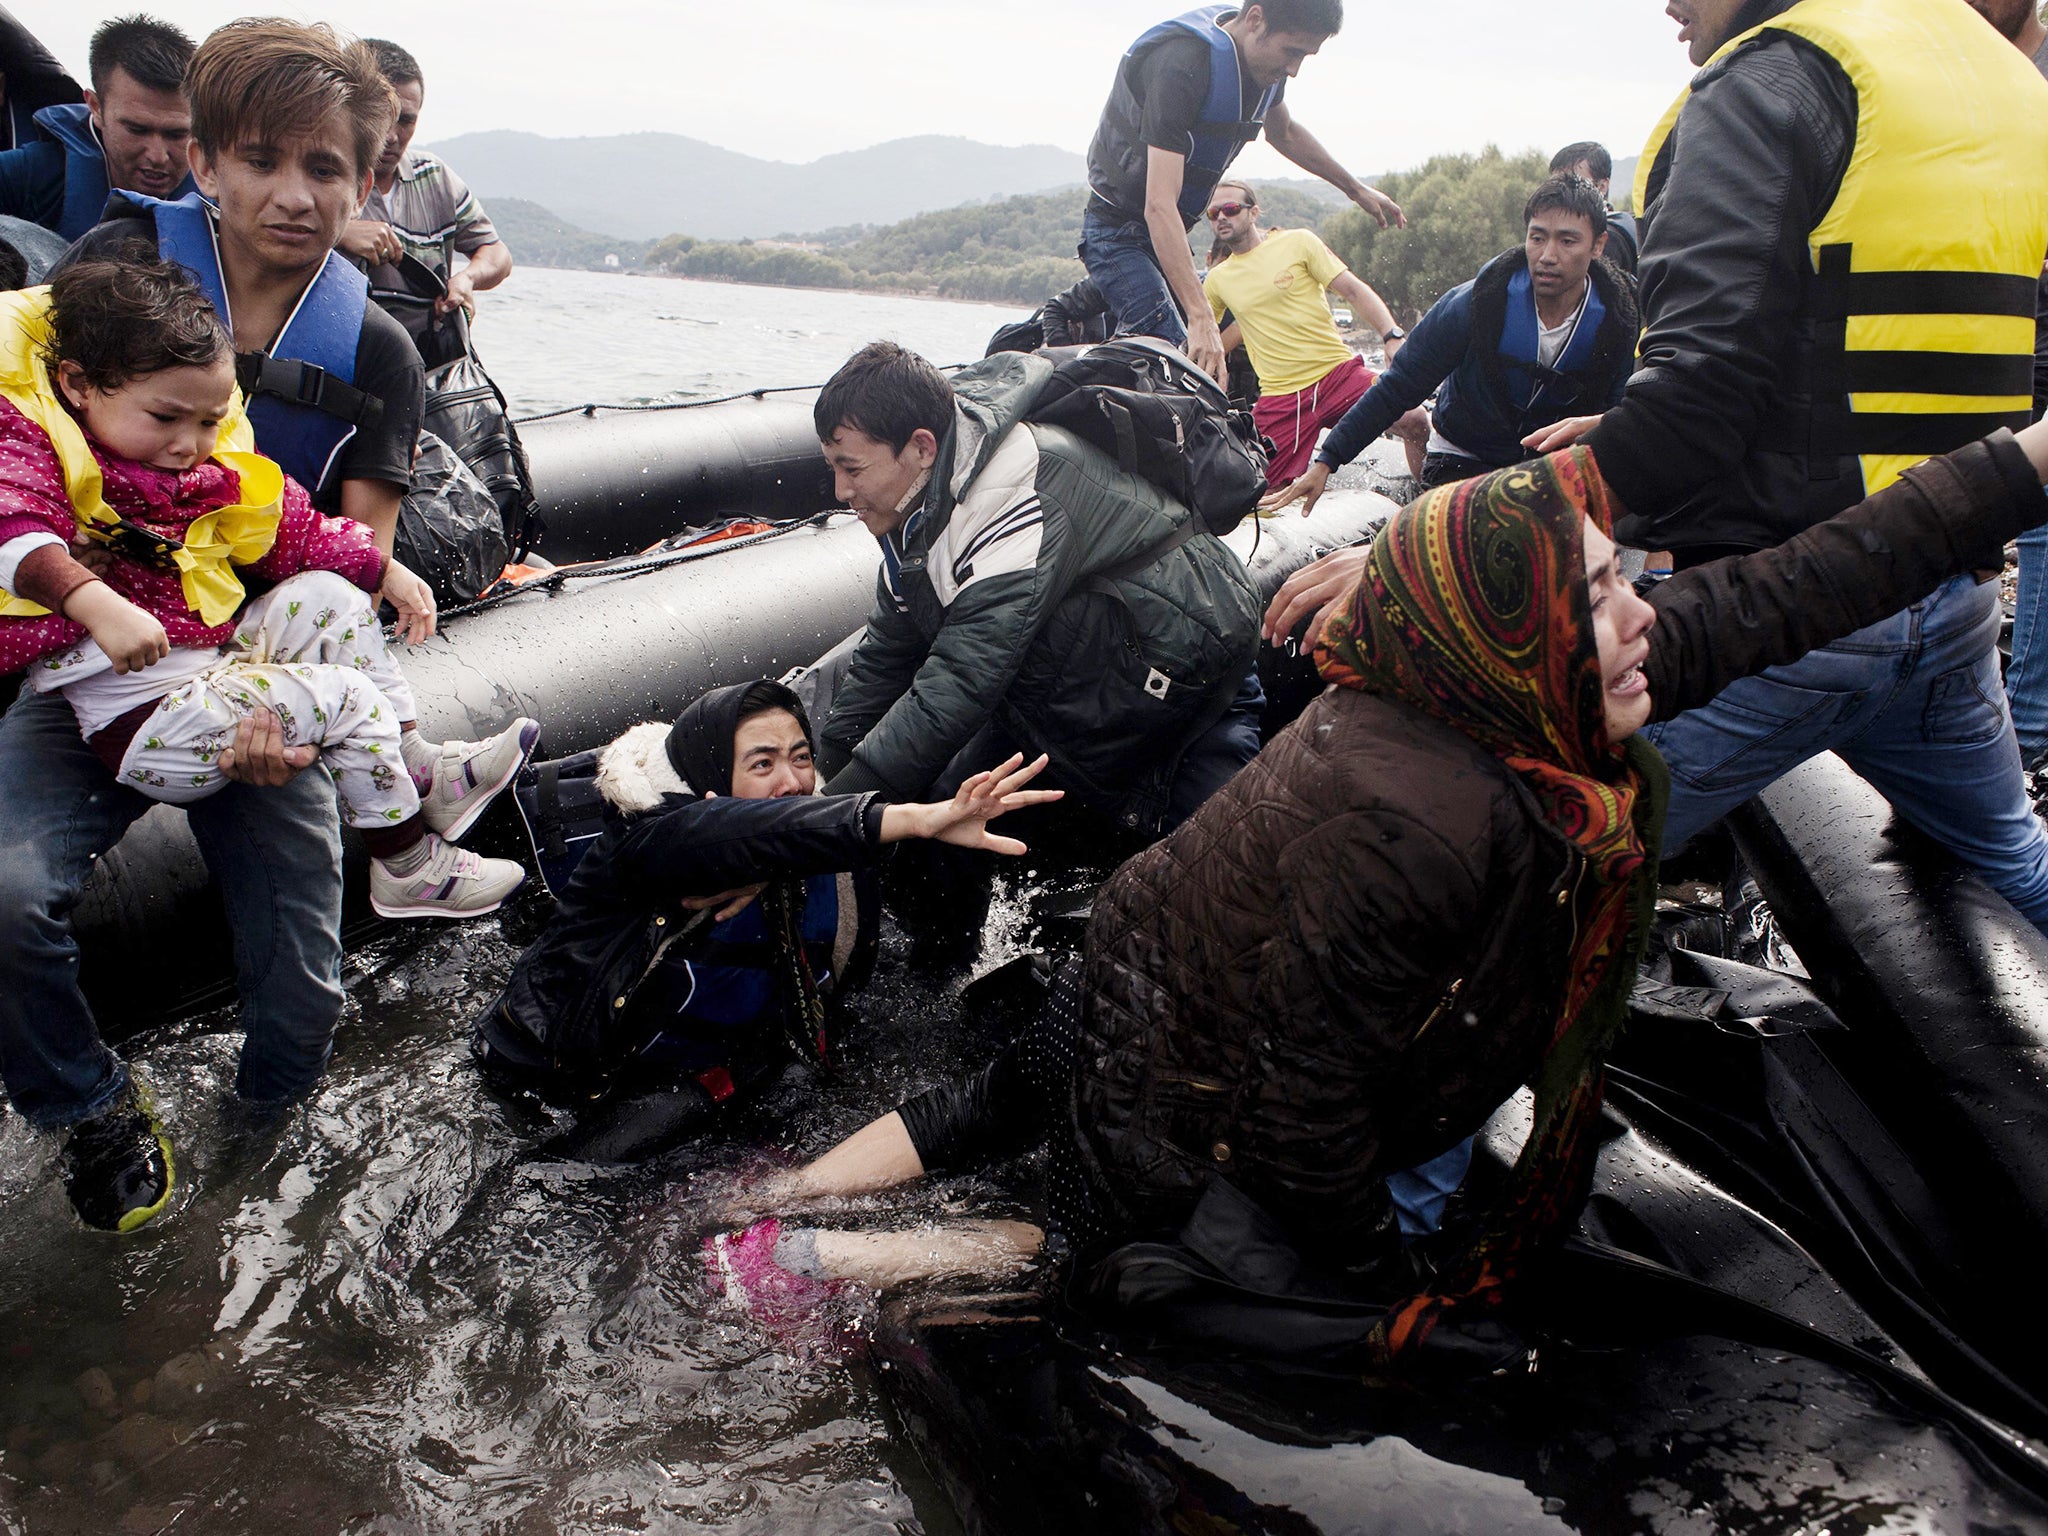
left=472, top=678, right=1057, bottom=1163
left=703, top=423, right=2048, bottom=1357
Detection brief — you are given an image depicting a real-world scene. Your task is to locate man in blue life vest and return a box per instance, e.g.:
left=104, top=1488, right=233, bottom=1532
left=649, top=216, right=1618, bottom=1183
left=0, top=21, right=528, bottom=1236
left=0, top=15, right=194, bottom=242
left=1083, top=1, right=1404, bottom=384
left=1263, top=174, right=1638, bottom=511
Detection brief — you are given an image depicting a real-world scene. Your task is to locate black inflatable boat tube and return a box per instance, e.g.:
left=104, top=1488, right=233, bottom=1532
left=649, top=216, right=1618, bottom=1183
left=520, top=399, right=836, bottom=563
left=68, top=488, right=1398, bottom=1028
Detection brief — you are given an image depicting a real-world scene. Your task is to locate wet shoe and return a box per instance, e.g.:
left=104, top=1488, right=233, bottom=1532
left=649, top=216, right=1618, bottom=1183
left=369, top=833, right=526, bottom=920
left=62, top=1088, right=174, bottom=1233
left=417, top=718, right=540, bottom=840
left=703, top=1218, right=846, bottom=1337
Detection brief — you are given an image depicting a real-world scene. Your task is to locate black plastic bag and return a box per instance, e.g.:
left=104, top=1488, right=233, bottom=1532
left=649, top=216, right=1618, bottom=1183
left=395, top=430, right=509, bottom=603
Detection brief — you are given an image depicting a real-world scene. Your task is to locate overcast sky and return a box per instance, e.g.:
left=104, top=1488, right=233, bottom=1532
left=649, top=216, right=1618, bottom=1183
left=15, top=0, right=1697, bottom=183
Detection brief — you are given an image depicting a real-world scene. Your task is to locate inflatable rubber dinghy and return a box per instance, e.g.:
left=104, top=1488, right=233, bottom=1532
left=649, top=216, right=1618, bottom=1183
left=64, top=398, right=1396, bottom=1026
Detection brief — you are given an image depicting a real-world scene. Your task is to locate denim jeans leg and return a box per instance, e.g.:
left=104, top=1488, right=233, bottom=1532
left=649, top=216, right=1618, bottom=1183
left=0, top=691, right=152, bottom=1128
left=2005, top=518, right=2048, bottom=769
left=1079, top=210, right=1187, bottom=347
left=185, top=763, right=345, bottom=1104
left=1386, top=1135, right=1476, bottom=1240
left=1839, top=579, right=2048, bottom=936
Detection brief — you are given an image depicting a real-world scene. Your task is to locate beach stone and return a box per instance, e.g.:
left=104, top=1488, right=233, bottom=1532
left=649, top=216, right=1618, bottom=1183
left=128, top=1379, right=153, bottom=1410
left=74, top=1367, right=120, bottom=1419
left=100, top=1412, right=178, bottom=1468
left=33, top=1437, right=84, bottom=1483
left=151, top=1351, right=220, bottom=1412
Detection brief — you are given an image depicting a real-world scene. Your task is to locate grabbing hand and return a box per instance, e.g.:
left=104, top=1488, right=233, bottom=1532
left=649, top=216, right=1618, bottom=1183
left=1184, top=317, right=1228, bottom=387
left=216, top=707, right=316, bottom=785
left=379, top=559, right=438, bottom=644
left=1521, top=413, right=1603, bottom=454
left=1352, top=185, right=1407, bottom=230
left=435, top=270, right=476, bottom=318
left=923, top=752, right=1064, bottom=855
left=681, top=882, right=766, bottom=922
left=66, top=583, right=168, bottom=674
left=1259, top=461, right=1333, bottom=518
left=1262, top=544, right=1371, bottom=647
left=341, top=219, right=403, bottom=267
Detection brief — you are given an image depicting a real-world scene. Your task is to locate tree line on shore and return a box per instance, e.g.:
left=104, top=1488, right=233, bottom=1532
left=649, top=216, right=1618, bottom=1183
left=616, top=146, right=1559, bottom=320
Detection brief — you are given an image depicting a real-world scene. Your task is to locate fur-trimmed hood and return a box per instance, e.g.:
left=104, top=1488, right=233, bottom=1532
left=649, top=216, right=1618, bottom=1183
left=596, top=723, right=692, bottom=814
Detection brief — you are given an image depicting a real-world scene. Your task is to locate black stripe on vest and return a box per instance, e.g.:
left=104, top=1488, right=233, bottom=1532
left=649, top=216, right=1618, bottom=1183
left=1842, top=351, right=2035, bottom=397
left=1812, top=245, right=2039, bottom=320
left=1838, top=409, right=2034, bottom=456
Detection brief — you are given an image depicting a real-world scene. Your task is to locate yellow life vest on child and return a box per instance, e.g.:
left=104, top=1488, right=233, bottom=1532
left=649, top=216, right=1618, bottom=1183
left=0, top=285, right=284, bottom=627
left=1634, top=0, right=2048, bottom=496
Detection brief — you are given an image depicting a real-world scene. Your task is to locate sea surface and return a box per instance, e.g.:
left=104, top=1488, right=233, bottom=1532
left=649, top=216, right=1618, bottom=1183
left=0, top=270, right=1043, bottom=1536
left=473, top=266, right=1026, bottom=417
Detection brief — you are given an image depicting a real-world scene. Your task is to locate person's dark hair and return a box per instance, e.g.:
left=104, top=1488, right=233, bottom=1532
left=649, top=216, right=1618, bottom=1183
left=1525, top=174, right=1608, bottom=240
left=47, top=252, right=230, bottom=392
left=1548, top=141, right=1612, bottom=184
left=185, top=20, right=396, bottom=178
left=0, top=240, right=27, bottom=294
left=88, top=14, right=196, bottom=96
left=814, top=341, right=953, bottom=452
left=1248, top=0, right=1344, bottom=35
left=363, top=38, right=423, bottom=89
left=736, top=679, right=808, bottom=733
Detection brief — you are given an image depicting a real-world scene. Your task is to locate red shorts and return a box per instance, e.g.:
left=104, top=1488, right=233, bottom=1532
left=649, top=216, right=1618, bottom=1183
left=1252, top=353, right=1376, bottom=486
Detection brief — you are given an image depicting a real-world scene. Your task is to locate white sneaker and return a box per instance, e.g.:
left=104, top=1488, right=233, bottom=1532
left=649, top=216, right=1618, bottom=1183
left=369, top=833, right=526, bottom=920
left=417, top=718, right=540, bottom=840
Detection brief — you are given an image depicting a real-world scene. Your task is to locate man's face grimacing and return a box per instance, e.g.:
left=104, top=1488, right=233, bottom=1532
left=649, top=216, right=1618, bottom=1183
left=1526, top=209, right=1605, bottom=301
left=375, top=79, right=424, bottom=185
left=191, top=109, right=373, bottom=282
left=1665, top=0, right=1751, bottom=64
left=1235, top=6, right=1329, bottom=84
left=821, top=423, right=938, bottom=539
left=87, top=65, right=191, bottom=200
left=730, top=708, right=817, bottom=800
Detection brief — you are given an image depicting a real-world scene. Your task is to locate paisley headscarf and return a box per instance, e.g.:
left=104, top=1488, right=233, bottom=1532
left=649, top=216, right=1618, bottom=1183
left=1313, top=446, right=1669, bottom=1359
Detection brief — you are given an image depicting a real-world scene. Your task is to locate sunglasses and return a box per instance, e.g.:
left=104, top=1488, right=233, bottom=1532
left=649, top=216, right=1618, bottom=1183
left=1206, top=202, right=1253, bottom=221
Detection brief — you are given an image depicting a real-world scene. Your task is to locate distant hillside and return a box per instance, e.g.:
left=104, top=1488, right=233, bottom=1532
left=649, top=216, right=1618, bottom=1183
left=423, top=131, right=1086, bottom=243
left=642, top=183, right=1345, bottom=305
left=487, top=198, right=646, bottom=270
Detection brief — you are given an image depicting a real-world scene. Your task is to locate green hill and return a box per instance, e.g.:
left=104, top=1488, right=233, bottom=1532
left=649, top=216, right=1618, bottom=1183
left=487, top=198, right=647, bottom=271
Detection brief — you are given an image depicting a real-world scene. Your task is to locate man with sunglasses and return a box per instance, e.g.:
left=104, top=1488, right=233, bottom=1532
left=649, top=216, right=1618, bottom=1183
left=1200, top=180, right=1408, bottom=486
left=1083, top=0, right=1402, bottom=385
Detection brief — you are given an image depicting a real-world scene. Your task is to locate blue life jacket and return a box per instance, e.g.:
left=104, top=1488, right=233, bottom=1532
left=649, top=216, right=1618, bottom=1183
left=1088, top=6, right=1282, bottom=228
left=137, top=190, right=376, bottom=499
left=1494, top=263, right=1609, bottom=420
left=32, top=103, right=108, bottom=243
left=636, top=872, right=842, bottom=1078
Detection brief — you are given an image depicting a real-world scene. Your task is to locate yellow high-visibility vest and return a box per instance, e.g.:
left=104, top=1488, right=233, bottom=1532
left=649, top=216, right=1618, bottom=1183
left=1635, top=0, right=2048, bottom=494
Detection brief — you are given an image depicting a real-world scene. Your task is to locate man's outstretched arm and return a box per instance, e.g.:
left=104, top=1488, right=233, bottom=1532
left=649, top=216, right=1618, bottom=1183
left=1262, top=101, right=1403, bottom=228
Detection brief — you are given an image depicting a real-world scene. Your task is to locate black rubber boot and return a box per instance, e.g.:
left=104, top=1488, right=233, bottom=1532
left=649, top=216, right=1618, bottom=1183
left=62, top=1088, right=174, bottom=1233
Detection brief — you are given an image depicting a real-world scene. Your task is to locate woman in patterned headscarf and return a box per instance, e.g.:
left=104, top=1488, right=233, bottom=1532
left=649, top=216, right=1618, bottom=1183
left=710, top=427, right=2048, bottom=1356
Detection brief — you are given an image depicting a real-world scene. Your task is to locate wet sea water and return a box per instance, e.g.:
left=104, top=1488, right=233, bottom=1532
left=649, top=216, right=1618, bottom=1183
left=0, top=894, right=1058, bottom=1534
left=469, top=267, right=1026, bottom=417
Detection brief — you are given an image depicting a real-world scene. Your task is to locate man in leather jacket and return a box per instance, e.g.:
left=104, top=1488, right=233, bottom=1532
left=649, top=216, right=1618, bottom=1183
left=1568, top=0, right=2048, bottom=933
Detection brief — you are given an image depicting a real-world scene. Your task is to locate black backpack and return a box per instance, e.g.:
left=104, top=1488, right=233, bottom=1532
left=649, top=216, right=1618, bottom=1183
left=1025, top=336, right=1270, bottom=536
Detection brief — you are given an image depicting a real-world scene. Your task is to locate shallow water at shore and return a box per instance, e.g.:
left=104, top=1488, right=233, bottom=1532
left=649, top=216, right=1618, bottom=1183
left=0, top=878, right=1074, bottom=1534
left=472, top=266, right=1025, bottom=417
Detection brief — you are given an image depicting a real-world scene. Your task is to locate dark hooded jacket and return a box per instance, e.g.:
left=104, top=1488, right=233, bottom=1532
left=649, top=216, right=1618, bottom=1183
left=476, top=682, right=883, bottom=1106
left=1071, top=432, right=2041, bottom=1260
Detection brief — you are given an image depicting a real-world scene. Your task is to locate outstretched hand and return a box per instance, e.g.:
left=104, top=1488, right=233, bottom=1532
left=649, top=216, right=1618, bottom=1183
left=1259, top=461, right=1332, bottom=518
left=1262, top=544, right=1371, bottom=648
left=926, top=753, right=1063, bottom=855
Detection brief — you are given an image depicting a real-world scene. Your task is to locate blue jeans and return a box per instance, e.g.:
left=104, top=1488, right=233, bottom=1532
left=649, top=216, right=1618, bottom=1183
left=1645, top=574, right=2048, bottom=935
left=1078, top=207, right=1186, bottom=347
left=1387, top=1136, right=1475, bottom=1240
left=2007, top=518, right=2048, bottom=770
left=0, top=689, right=346, bottom=1128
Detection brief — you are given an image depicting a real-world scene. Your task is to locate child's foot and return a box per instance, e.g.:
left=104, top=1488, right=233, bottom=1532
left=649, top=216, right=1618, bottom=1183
left=703, top=1218, right=847, bottom=1337
left=63, top=1085, right=174, bottom=1234
left=415, top=718, right=540, bottom=840
left=369, top=833, right=526, bottom=920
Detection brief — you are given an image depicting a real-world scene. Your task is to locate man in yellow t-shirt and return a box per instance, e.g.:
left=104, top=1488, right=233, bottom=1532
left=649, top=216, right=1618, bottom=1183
left=1202, top=180, right=1407, bottom=484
